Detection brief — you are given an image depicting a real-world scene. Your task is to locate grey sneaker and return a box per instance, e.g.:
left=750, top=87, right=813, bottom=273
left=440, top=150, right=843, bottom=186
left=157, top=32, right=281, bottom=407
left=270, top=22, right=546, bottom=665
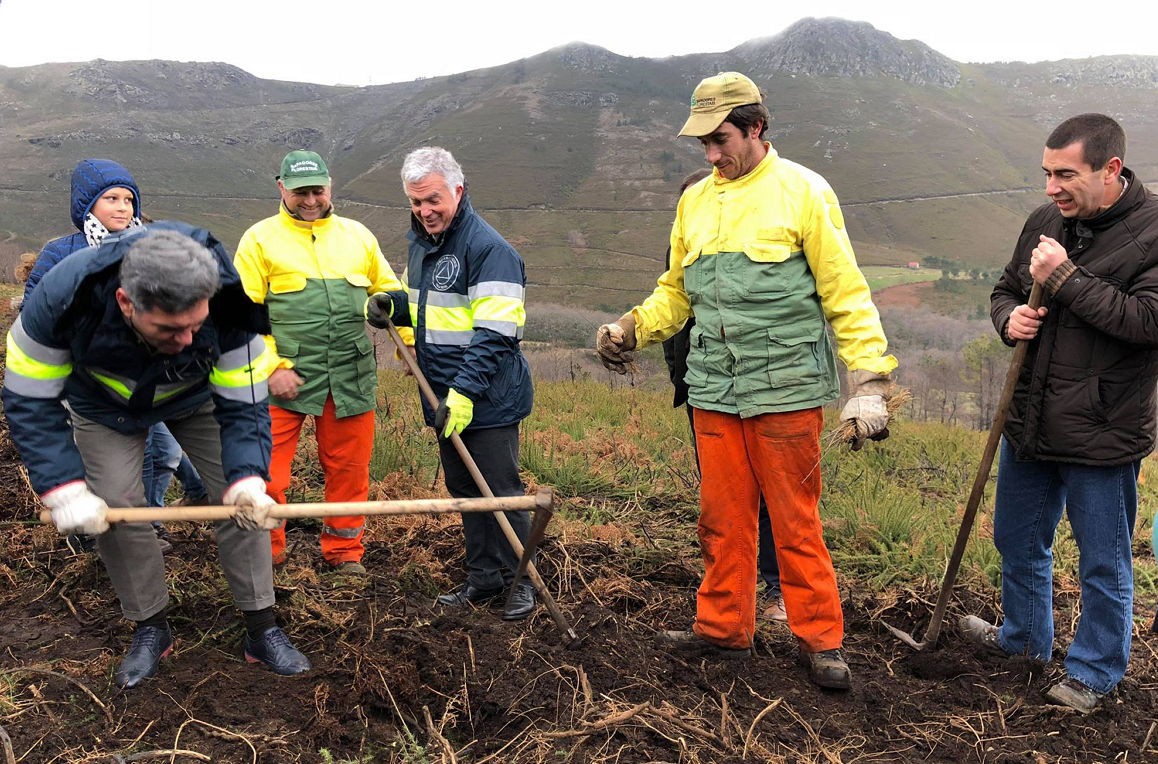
left=1044, top=677, right=1104, bottom=714
left=959, top=615, right=1008, bottom=657
left=798, top=648, right=852, bottom=689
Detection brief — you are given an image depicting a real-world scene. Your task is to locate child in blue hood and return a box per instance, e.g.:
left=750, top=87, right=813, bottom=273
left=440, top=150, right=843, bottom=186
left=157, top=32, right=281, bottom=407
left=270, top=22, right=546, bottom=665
left=22, top=159, right=205, bottom=553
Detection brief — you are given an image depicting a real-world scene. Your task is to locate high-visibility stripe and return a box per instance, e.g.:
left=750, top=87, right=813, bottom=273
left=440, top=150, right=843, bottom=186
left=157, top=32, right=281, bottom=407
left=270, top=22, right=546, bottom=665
left=424, top=291, right=471, bottom=309
left=424, top=329, right=474, bottom=346
left=85, top=363, right=202, bottom=404
left=211, top=337, right=272, bottom=402
left=88, top=370, right=133, bottom=401
left=472, top=295, right=525, bottom=335
left=468, top=280, right=525, bottom=302
left=4, top=327, right=71, bottom=398
left=217, top=337, right=273, bottom=383
left=322, top=523, right=364, bottom=538
left=475, top=319, right=524, bottom=338
left=425, top=304, right=474, bottom=333
left=9, top=316, right=71, bottom=367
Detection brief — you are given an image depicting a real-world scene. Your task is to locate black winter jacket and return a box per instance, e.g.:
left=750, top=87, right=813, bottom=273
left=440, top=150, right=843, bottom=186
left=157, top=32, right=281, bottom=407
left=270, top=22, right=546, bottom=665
left=991, top=168, right=1158, bottom=465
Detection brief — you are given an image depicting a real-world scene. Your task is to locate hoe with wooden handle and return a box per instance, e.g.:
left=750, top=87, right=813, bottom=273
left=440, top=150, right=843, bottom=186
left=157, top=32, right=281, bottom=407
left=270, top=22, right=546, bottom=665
left=884, top=282, right=1043, bottom=650
left=383, top=322, right=579, bottom=644
left=38, top=492, right=554, bottom=526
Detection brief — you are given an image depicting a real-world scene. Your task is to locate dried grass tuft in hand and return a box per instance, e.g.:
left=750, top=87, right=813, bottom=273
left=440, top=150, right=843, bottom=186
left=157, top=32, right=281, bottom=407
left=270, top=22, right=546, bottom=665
left=827, top=384, right=912, bottom=448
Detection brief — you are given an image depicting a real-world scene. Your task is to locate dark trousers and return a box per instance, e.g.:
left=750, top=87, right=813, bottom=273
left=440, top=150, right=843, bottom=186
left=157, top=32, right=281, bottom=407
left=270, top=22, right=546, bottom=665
left=437, top=424, right=531, bottom=591
left=686, top=405, right=781, bottom=594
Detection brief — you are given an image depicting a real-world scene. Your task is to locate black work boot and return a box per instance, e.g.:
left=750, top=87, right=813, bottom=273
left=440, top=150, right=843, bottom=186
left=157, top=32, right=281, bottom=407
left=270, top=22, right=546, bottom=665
left=114, top=624, right=174, bottom=689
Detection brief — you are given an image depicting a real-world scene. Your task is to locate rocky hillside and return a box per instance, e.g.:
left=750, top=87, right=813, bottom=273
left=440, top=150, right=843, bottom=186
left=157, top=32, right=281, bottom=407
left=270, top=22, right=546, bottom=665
left=3, top=17, right=1158, bottom=310
left=738, top=17, right=960, bottom=86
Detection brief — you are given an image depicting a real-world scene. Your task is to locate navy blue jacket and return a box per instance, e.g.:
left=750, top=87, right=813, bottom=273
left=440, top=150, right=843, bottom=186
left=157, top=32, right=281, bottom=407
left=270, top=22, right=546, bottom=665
left=3, top=221, right=272, bottom=494
left=389, top=196, right=533, bottom=430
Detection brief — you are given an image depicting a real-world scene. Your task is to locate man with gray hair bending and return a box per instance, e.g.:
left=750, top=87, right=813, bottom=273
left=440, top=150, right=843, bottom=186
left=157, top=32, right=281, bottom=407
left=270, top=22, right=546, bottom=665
left=3, top=223, right=311, bottom=688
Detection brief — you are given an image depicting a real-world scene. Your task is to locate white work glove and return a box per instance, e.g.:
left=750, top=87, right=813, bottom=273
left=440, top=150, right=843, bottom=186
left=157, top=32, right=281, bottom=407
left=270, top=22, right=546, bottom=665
left=841, top=395, right=888, bottom=435
left=841, top=370, right=893, bottom=450
left=594, top=313, right=637, bottom=375
left=223, top=476, right=280, bottom=531
left=41, top=481, right=110, bottom=535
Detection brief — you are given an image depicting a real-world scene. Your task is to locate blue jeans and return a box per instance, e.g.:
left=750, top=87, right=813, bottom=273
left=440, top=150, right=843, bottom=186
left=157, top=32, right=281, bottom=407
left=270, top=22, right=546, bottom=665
left=143, top=423, right=208, bottom=508
left=992, top=438, right=1138, bottom=693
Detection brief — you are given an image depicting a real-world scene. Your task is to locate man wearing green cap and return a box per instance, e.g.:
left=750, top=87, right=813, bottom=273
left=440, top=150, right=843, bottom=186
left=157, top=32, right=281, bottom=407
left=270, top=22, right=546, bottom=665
left=595, top=72, right=897, bottom=690
left=234, top=150, right=407, bottom=573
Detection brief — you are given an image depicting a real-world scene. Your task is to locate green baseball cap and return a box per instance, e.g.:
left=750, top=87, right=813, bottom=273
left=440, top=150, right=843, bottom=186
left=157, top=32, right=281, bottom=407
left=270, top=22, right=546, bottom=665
left=278, top=150, right=331, bottom=189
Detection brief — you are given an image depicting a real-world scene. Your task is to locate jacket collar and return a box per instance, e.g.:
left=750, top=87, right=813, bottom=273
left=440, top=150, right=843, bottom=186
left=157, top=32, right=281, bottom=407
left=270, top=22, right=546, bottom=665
left=278, top=203, right=334, bottom=230
left=710, top=142, right=779, bottom=188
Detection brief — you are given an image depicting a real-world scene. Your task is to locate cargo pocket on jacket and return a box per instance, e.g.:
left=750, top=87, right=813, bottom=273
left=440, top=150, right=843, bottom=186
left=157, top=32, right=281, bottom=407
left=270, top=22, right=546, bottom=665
left=766, top=327, right=821, bottom=389
left=345, top=274, right=373, bottom=319
left=267, top=274, right=309, bottom=327
left=743, top=236, right=795, bottom=295
left=354, top=333, right=376, bottom=397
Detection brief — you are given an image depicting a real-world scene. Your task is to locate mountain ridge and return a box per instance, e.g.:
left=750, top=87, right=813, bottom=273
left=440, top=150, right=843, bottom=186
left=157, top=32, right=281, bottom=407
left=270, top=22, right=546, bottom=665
left=4, top=17, right=1158, bottom=310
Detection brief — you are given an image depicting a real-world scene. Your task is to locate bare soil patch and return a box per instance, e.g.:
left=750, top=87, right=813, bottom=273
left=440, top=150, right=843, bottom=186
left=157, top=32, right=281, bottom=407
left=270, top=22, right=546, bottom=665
left=1, top=305, right=1156, bottom=763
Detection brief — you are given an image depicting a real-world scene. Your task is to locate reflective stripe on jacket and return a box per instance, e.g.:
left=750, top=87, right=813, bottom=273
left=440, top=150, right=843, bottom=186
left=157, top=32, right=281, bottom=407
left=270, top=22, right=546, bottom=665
left=632, top=145, right=896, bottom=417
left=392, top=196, right=533, bottom=429
left=234, top=206, right=405, bottom=418
left=3, top=221, right=273, bottom=494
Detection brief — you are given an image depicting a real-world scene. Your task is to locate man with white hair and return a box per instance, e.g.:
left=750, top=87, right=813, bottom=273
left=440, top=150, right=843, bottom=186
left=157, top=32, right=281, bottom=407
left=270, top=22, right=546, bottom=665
left=367, top=147, right=536, bottom=621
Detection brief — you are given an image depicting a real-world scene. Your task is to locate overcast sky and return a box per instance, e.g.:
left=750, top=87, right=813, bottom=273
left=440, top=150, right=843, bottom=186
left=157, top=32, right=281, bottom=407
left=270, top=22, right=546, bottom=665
left=2, top=1, right=1155, bottom=86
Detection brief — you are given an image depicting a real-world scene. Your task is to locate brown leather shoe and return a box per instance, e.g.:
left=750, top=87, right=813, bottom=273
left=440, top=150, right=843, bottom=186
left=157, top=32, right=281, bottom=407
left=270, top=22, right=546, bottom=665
left=760, top=595, right=788, bottom=623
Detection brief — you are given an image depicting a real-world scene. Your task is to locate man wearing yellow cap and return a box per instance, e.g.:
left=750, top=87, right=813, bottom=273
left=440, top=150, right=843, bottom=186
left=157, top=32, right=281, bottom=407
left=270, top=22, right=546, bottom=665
left=596, top=72, right=897, bottom=689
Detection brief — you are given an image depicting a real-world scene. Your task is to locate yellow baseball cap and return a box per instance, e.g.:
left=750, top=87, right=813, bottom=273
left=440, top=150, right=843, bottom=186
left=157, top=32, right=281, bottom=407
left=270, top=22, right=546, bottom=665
left=678, top=72, right=763, bottom=137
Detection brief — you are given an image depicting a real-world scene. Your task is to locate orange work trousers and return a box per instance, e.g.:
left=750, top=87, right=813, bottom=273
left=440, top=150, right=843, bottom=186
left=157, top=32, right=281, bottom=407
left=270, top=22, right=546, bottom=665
left=691, top=406, right=843, bottom=651
left=267, top=396, right=374, bottom=566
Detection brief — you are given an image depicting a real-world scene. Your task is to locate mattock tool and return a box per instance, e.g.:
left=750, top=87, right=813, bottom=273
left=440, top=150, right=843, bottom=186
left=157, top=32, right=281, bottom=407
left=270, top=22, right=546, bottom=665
left=384, top=321, right=580, bottom=645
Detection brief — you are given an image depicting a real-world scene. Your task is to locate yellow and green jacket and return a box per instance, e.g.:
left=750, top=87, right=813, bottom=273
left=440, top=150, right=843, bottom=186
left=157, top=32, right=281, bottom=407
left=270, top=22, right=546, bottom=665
left=234, top=206, right=406, bottom=418
left=632, top=145, right=897, bottom=418
left=3, top=221, right=274, bottom=494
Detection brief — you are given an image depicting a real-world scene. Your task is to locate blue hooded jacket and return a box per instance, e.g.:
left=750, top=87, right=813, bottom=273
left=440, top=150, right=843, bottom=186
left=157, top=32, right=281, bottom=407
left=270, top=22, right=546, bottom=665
left=22, top=159, right=141, bottom=302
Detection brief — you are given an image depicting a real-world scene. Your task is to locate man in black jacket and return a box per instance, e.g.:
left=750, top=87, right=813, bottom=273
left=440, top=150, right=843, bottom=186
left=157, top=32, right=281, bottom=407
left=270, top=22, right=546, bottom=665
left=960, top=114, right=1158, bottom=714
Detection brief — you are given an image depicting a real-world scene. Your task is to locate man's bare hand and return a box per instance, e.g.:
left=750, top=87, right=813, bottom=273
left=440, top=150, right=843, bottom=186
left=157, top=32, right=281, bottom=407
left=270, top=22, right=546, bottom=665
left=269, top=368, right=304, bottom=399
left=1029, top=234, right=1068, bottom=283
left=1007, top=303, right=1048, bottom=341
